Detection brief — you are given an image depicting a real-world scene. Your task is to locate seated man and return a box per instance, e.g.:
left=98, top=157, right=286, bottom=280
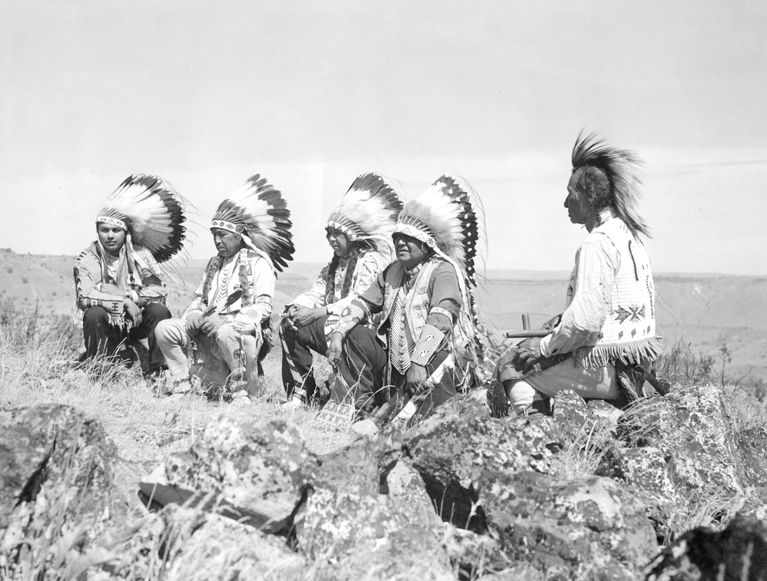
left=280, top=173, right=402, bottom=407
left=73, top=174, right=187, bottom=375
left=327, top=175, right=483, bottom=421
left=498, top=132, right=662, bottom=415
left=155, top=174, right=294, bottom=398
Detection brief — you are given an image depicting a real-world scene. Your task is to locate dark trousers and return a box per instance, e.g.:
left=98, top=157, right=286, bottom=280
left=82, top=303, right=171, bottom=372
left=280, top=315, right=331, bottom=400
left=280, top=316, right=387, bottom=412
left=336, top=325, right=388, bottom=413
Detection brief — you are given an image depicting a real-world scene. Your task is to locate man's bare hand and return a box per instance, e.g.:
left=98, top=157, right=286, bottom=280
left=326, top=332, right=343, bottom=366
left=291, top=307, right=325, bottom=328
left=405, top=364, right=430, bottom=397
left=123, top=299, right=142, bottom=326
left=512, top=337, right=543, bottom=374
left=185, top=311, right=204, bottom=334
left=200, top=315, right=227, bottom=338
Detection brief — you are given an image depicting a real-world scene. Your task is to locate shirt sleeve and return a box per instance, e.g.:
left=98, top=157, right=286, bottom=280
left=327, top=251, right=387, bottom=315
left=73, top=248, right=124, bottom=311
left=292, top=264, right=330, bottom=309
left=540, top=233, right=619, bottom=357
left=134, top=250, right=167, bottom=303
left=357, top=267, right=388, bottom=315
left=181, top=264, right=210, bottom=321
left=425, top=261, right=462, bottom=333
left=235, top=255, right=275, bottom=325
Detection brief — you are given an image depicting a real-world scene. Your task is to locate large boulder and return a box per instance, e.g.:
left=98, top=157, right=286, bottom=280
left=644, top=513, right=767, bottom=580
left=602, top=384, right=747, bottom=539
left=139, top=416, right=320, bottom=534
left=313, top=525, right=455, bottom=581
left=403, top=392, right=614, bottom=531
left=296, top=460, right=440, bottom=561
left=104, top=505, right=306, bottom=580
left=0, top=404, right=120, bottom=567
left=484, top=471, right=657, bottom=580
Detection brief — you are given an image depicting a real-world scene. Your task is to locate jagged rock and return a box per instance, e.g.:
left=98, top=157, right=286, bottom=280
left=314, top=438, right=381, bottom=496
left=644, top=513, right=767, bottom=580
left=403, top=393, right=610, bottom=530
left=297, top=460, right=441, bottom=564
left=485, top=471, right=657, bottom=580
left=296, top=488, right=412, bottom=561
left=0, top=404, right=120, bottom=557
left=438, top=524, right=512, bottom=580
left=105, top=505, right=305, bottom=580
left=616, top=385, right=743, bottom=496
left=139, top=416, right=319, bottom=534
left=476, top=566, right=546, bottom=581
left=384, top=459, right=442, bottom=529
left=735, top=427, right=767, bottom=493
left=603, top=385, right=747, bottom=539
left=313, top=525, right=455, bottom=581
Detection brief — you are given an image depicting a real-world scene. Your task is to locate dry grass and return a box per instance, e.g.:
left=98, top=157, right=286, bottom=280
left=0, top=303, right=357, bottom=579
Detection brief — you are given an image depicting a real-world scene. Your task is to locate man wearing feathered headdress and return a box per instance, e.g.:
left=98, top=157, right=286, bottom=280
left=74, top=175, right=187, bottom=374
left=497, top=132, right=662, bottom=415
left=280, top=173, right=403, bottom=407
left=326, top=175, right=482, bottom=422
left=155, top=174, right=294, bottom=399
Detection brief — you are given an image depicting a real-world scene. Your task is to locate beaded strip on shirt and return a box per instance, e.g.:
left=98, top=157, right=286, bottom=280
left=200, top=249, right=254, bottom=312
left=325, top=251, right=359, bottom=305
left=388, top=261, right=426, bottom=374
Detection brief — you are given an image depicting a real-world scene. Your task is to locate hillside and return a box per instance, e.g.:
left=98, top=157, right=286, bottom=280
left=1, top=248, right=765, bottom=385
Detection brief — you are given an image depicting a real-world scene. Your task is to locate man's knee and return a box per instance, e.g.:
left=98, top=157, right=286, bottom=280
left=506, top=380, right=549, bottom=416
left=83, top=306, right=109, bottom=327
left=143, top=302, right=171, bottom=324
left=155, top=319, right=185, bottom=346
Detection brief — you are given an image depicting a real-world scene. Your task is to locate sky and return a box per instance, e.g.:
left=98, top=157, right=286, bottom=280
left=1, top=0, right=766, bottom=274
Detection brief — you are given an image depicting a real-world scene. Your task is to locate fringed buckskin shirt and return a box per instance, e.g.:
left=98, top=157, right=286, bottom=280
left=291, top=249, right=388, bottom=316
left=183, top=249, right=274, bottom=326
left=74, top=242, right=166, bottom=325
left=541, top=208, right=661, bottom=368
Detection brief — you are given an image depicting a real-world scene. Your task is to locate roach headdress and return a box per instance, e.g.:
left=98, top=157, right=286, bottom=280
left=571, top=131, right=649, bottom=238
left=96, top=174, right=187, bottom=263
left=394, top=175, right=480, bottom=286
left=326, top=172, right=403, bottom=255
left=211, top=174, right=295, bottom=272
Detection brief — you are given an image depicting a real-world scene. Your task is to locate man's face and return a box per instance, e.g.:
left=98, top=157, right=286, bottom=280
left=564, top=171, right=591, bottom=225
left=393, top=233, right=429, bottom=268
left=212, top=228, right=243, bottom=258
left=326, top=228, right=351, bottom=258
left=97, top=223, right=127, bottom=256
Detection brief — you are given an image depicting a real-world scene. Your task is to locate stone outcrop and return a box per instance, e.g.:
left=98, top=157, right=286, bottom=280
left=139, top=415, right=320, bottom=534
left=645, top=514, right=767, bottom=581
left=600, top=384, right=750, bottom=541
left=402, top=393, right=657, bottom=579
left=106, top=505, right=306, bottom=580
left=0, top=404, right=121, bottom=572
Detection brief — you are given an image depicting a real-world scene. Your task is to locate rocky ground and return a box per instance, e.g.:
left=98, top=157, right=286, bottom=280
left=2, top=379, right=767, bottom=580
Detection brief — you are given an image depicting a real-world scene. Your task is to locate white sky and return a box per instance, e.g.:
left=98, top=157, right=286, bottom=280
left=1, top=0, right=766, bottom=274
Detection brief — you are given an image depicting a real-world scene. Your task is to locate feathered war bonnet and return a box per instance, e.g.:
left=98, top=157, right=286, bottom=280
left=326, top=172, right=403, bottom=257
left=394, top=175, right=480, bottom=286
left=571, top=131, right=650, bottom=239
left=96, top=174, right=187, bottom=262
left=210, top=174, right=295, bottom=272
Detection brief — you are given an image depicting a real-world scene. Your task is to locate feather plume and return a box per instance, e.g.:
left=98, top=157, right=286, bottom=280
left=398, top=174, right=480, bottom=285
left=99, top=174, right=188, bottom=262
left=213, top=174, right=295, bottom=272
left=326, top=172, right=403, bottom=255
left=571, top=131, right=649, bottom=238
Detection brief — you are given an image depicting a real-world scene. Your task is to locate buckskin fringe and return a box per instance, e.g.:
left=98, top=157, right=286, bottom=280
left=578, top=337, right=663, bottom=370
